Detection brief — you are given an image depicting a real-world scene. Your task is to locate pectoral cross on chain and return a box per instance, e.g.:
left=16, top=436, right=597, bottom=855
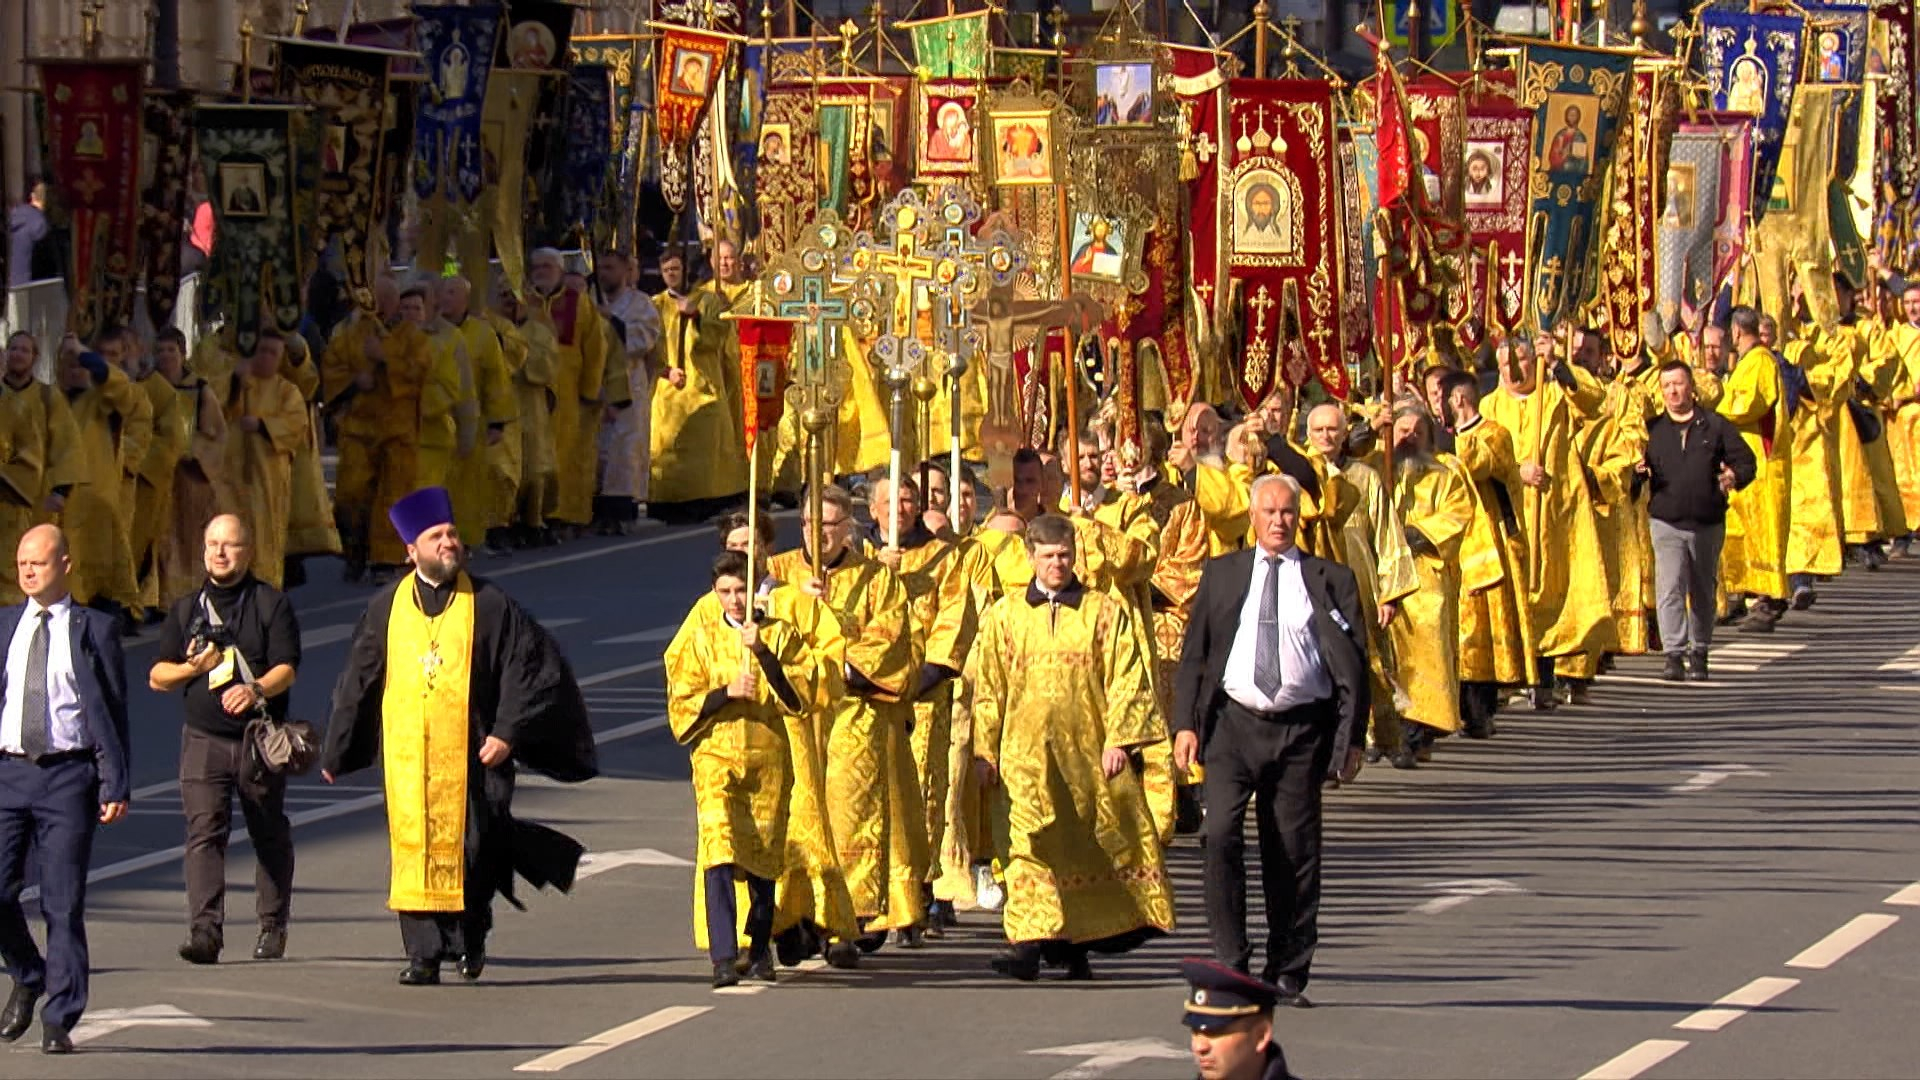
left=421, top=643, right=443, bottom=695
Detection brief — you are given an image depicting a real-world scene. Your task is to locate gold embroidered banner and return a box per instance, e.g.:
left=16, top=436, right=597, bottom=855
left=40, top=60, right=144, bottom=340
left=276, top=38, right=398, bottom=312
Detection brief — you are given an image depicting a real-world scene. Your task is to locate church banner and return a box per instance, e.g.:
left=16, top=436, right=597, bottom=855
left=413, top=5, right=502, bottom=206
left=1808, top=2, right=1872, bottom=188
left=1700, top=10, right=1805, bottom=217
left=573, top=35, right=645, bottom=251
left=1657, top=129, right=1726, bottom=332
left=1336, top=127, right=1374, bottom=381
left=39, top=59, right=143, bottom=341
left=1463, top=76, right=1531, bottom=340
left=1174, top=46, right=1227, bottom=380
left=735, top=317, right=795, bottom=453
left=560, top=63, right=613, bottom=246
left=1516, top=42, right=1634, bottom=335
left=1223, top=79, right=1342, bottom=407
left=903, top=11, right=990, bottom=81
left=1680, top=113, right=1755, bottom=302
left=500, top=0, right=572, bottom=71
left=655, top=23, right=735, bottom=214
left=194, top=104, right=303, bottom=357
left=1593, top=69, right=1670, bottom=364
left=1752, top=87, right=1842, bottom=321
left=139, top=90, right=195, bottom=333
left=1369, top=55, right=1468, bottom=370
left=1406, top=76, right=1467, bottom=221
left=482, top=69, right=540, bottom=297
left=655, top=0, right=744, bottom=36
left=276, top=38, right=398, bottom=313
left=1871, top=2, right=1917, bottom=200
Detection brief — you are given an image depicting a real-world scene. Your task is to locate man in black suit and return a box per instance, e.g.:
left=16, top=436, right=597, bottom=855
left=1173, top=474, right=1367, bottom=1006
left=0, top=525, right=131, bottom=1054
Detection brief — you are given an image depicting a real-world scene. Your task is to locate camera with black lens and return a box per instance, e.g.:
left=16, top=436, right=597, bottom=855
left=185, top=611, right=235, bottom=659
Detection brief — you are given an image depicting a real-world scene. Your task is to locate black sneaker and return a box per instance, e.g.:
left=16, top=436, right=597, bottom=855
left=1662, top=654, right=1686, bottom=682
left=711, top=961, right=740, bottom=989
left=1687, top=650, right=1710, bottom=682
left=743, top=948, right=776, bottom=983
left=253, top=926, right=286, bottom=960
left=178, top=930, right=221, bottom=965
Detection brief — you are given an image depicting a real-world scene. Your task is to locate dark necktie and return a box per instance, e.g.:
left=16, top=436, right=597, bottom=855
left=21, top=609, right=51, bottom=760
left=1255, top=556, right=1283, bottom=698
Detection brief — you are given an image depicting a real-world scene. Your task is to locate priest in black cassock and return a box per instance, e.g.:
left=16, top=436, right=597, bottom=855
left=322, top=486, right=598, bottom=986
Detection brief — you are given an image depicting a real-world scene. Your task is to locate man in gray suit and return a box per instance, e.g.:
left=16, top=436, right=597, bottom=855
left=1173, top=474, right=1368, bottom=1007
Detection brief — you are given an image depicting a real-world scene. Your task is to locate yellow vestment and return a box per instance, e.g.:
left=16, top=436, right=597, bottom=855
left=380, top=573, right=475, bottom=912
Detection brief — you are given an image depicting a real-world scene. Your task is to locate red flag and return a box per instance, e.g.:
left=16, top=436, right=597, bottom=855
left=734, top=317, right=794, bottom=454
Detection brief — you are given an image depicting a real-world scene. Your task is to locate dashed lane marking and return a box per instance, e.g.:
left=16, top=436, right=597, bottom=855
left=1885, top=881, right=1920, bottom=906
left=512, top=1006, right=713, bottom=1073
left=1671, top=976, right=1799, bottom=1033
left=1785, top=913, right=1900, bottom=970
left=1577, top=1038, right=1691, bottom=1080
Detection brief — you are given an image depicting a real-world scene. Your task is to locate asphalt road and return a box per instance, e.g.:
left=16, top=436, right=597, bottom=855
left=2, top=521, right=1915, bottom=1080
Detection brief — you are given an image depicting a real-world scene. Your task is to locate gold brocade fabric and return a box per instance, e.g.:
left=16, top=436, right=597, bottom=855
left=0, top=379, right=81, bottom=605
left=1841, top=325, right=1908, bottom=542
left=445, top=316, right=517, bottom=540
left=1388, top=458, right=1474, bottom=733
left=220, top=373, right=308, bottom=592
left=766, top=547, right=924, bottom=926
left=1190, top=462, right=1253, bottom=555
left=1452, top=418, right=1535, bottom=685
left=380, top=574, right=476, bottom=913
left=1715, top=347, right=1794, bottom=599
left=1315, top=455, right=1416, bottom=747
left=1785, top=331, right=1853, bottom=575
left=1480, top=381, right=1616, bottom=659
left=528, top=286, right=611, bottom=526
left=651, top=288, right=747, bottom=504
left=1584, top=374, right=1652, bottom=656
left=966, top=588, right=1175, bottom=946
left=60, top=367, right=146, bottom=607
left=1881, top=324, right=1920, bottom=526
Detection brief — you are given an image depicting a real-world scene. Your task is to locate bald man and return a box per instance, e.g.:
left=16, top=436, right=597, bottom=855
left=150, top=514, right=302, bottom=965
left=0, top=525, right=130, bottom=1053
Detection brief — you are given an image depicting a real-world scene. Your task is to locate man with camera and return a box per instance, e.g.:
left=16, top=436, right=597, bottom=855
left=148, top=514, right=302, bottom=964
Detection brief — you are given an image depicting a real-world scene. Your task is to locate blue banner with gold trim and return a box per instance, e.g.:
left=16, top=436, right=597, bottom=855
left=413, top=4, right=501, bottom=205
left=1516, top=44, right=1634, bottom=334
left=1700, top=10, right=1805, bottom=216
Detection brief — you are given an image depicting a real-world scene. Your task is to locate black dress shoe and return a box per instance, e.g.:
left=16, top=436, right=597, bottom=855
left=1280, top=990, right=1314, bottom=1009
left=41, top=1024, right=73, bottom=1054
left=398, top=960, right=440, bottom=986
left=0, top=985, right=37, bottom=1042
left=990, top=945, right=1042, bottom=982
left=178, top=930, right=221, bottom=965
left=1662, top=654, right=1686, bottom=682
left=743, top=949, right=776, bottom=983
left=855, top=930, right=887, bottom=954
left=253, top=926, right=287, bottom=961
left=1064, top=952, right=1093, bottom=981
left=1687, top=651, right=1710, bottom=682
left=824, top=942, right=861, bottom=969
left=458, top=947, right=485, bottom=981
left=711, top=961, right=741, bottom=989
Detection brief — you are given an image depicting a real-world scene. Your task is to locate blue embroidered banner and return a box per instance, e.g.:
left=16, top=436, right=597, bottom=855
left=1516, top=43, right=1635, bottom=333
left=413, top=4, right=501, bottom=205
left=1699, top=10, right=1805, bottom=216
left=561, top=64, right=613, bottom=244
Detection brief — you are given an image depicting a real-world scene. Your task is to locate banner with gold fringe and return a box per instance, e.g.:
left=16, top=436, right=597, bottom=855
left=903, top=11, right=990, bottom=81
left=560, top=64, right=613, bottom=248
left=1751, top=86, right=1842, bottom=325
left=482, top=69, right=540, bottom=298
left=194, top=104, right=303, bottom=357
left=1871, top=1, right=1916, bottom=200
left=1516, top=42, right=1634, bottom=334
left=1592, top=67, right=1671, bottom=364
left=1173, top=43, right=1226, bottom=412
left=655, top=23, right=735, bottom=215
left=276, top=38, right=399, bottom=312
left=1700, top=10, right=1805, bottom=217
left=39, top=59, right=143, bottom=341
left=572, top=35, right=645, bottom=252
left=735, top=317, right=794, bottom=454
left=1223, top=78, right=1342, bottom=406
left=139, top=90, right=195, bottom=333
left=1462, top=73, right=1531, bottom=342
left=1657, top=128, right=1726, bottom=333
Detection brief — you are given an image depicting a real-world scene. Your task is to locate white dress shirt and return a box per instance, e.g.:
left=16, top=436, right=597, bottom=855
left=1, top=597, right=88, bottom=754
left=1221, top=546, right=1333, bottom=713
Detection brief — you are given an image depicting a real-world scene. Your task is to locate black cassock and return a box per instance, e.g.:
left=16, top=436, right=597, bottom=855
left=323, top=574, right=599, bottom=964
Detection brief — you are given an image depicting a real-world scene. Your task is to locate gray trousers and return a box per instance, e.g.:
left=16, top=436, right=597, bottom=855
left=1651, top=518, right=1725, bottom=655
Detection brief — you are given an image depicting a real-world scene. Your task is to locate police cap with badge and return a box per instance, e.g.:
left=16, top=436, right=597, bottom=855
left=1180, top=958, right=1279, bottom=1031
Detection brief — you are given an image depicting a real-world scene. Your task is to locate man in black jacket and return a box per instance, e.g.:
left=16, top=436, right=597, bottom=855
left=149, top=514, right=301, bottom=965
left=1173, top=474, right=1368, bottom=1005
left=1641, top=362, right=1757, bottom=681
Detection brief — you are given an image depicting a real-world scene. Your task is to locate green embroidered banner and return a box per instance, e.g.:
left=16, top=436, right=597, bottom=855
left=908, top=12, right=988, bottom=81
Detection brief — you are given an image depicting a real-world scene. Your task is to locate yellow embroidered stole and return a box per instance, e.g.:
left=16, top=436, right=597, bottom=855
left=380, top=572, right=476, bottom=912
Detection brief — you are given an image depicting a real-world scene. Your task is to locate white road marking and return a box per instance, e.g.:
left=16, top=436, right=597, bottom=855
left=1785, top=913, right=1900, bottom=969
left=574, top=848, right=694, bottom=879
left=512, top=1005, right=712, bottom=1073
left=1699, top=641, right=1805, bottom=673
left=1578, top=1038, right=1691, bottom=1080
left=594, top=625, right=679, bottom=646
left=1874, top=643, right=1920, bottom=673
left=1671, top=976, right=1799, bottom=1032
left=70, top=1004, right=212, bottom=1046
left=1028, top=1037, right=1189, bottom=1080
left=1667, top=763, right=1767, bottom=795
left=1411, top=878, right=1526, bottom=915
left=1602, top=673, right=1764, bottom=689
left=1885, top=881, right=1920, bottom=906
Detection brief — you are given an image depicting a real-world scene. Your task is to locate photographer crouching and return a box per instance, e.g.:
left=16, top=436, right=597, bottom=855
left=148, top=514, right=303, bottom=965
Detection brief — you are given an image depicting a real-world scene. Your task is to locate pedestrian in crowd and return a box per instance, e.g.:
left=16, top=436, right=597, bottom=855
left=1641, top=361, right=1757, bottom=682
left=0, top=525, right=130, bottom=1055
left=147, top=514, right=302, bottom=964
left=1181, top=958, right=1301, bottom=1080
left=1173, top=474, right=1367, bottom=1005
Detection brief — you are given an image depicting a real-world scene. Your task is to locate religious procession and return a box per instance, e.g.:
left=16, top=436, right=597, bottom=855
left=0, top=0, right=1916, bottom=1074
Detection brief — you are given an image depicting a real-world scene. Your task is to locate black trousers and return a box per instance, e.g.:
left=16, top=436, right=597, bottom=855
left=397, top=763, right=512, bottom=964
left=0, top=756, right=99, bottom=1030
left=180, top=726, right=294, bottom=941
left=703, top=865, right=775, bottom=964
left=1201, top=699, right=1336, bottom=992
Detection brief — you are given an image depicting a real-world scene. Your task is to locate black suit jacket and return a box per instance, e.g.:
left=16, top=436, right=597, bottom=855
left=1172, top=548, right=1369, bottom=767
left=0, top=600, right=132, bottom=802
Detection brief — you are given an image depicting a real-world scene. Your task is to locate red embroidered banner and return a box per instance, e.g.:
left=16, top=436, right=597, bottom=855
left=40, top=60, right=144, bottom=341
left=1223, top=78, right=1342, bottom=408
left=735, top=317, right=794, bottom=453
left=1462, top=73, right=1532, bottom=344
left=1367, top=49, right=1467, bottom=377
left=654, top=24, right=732, bottom=152
left=1593, top=69, right=1666, bottom=364
left=1684, top=112, right=1755, bottom=306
